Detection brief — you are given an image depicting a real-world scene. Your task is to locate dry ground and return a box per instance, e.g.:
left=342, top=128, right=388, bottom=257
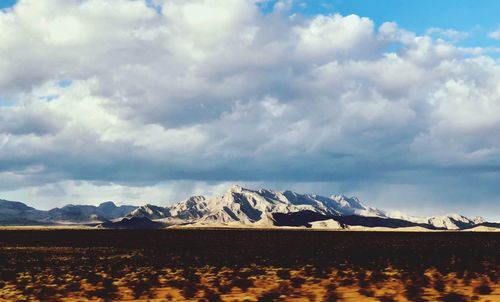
left=0, top=229, right=499, bottom=301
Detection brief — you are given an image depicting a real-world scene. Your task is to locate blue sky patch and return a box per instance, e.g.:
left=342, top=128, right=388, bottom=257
left=259, top=0, right=500, bottom=49
left=0, top=0, right=15, bottom=10
left=58, top=79, right=73, bottom=88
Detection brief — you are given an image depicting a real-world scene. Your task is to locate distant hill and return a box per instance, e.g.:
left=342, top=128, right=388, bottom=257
left=0, top=199, right=136, bottom=225
left=48, top=202, right=136, bottom=223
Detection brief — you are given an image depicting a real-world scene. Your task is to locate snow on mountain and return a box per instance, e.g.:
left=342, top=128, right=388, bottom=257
left=158, top=185, right=391, bottom=227
left=154, top=186, right=490, bottom=230
left=425, top=214, right=477, bottom=230
left=128, top=204, right=171, bottom=220
left=472, top=216, right=485, bottom=224
left=0, top=186, right=494, bottom=230
left=381, top=210, right=486, bottom=230
left=168, top=196, right=209, bottom=220
left=328, top=194, right=387, bottom=217
left=382, top=210, right=425, bottom=223
left=310, top=219, right=344, bottom=230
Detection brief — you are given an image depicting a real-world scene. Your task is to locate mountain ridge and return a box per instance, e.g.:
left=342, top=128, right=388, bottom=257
left=0, top=186, right=496, bottom=231
left=0, top=199, right=136, bottom=224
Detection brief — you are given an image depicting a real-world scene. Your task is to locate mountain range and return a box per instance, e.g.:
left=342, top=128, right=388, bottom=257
left=1, top=185, right=499, bottom=231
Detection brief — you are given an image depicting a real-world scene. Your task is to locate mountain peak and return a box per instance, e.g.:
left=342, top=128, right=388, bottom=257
left=426, top=214, right=476, bottom=230
left=155, top=186, right=392, bottom=227
left=330, top=194, right=359, bottom=202
left=128, top=204, right=170, bottom=220
left=228, top=184, right=244, bottom=193
left=98, top=201, right=117, bottom=208
left=473, top=216, right=485, bottom=224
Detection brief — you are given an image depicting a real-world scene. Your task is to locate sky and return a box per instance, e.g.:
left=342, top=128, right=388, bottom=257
left=0, top=0, right=500, bottom=220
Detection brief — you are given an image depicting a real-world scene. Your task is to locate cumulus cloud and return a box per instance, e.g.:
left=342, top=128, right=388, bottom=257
left=1, top=0, right=500, bottom=216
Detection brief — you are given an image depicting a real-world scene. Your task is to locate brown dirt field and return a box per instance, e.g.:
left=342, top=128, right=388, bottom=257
left=0, top=229, right=499, bottom=301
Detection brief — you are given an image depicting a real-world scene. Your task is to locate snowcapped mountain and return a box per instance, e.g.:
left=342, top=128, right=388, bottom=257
left=128, top=204, right=171, bottom=220
left=0, top=186, right=494, bottom=231
left=383, top=211, right=482, bottom=230
left=127, top=185, right=486, bottom=230
left=156, top=186, right=494, bottom=230
left=147, top=185, right=395, bottom=227
left=425, top=214, right=478, bottom=230
left=310, top=219, right=343, bottom=229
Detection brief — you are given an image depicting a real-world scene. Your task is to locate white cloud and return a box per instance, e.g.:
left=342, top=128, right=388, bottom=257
left=294, top=14, right=377, bottom=61
left=1, top=0, right=500, bottom=211
left=0, top=179, right=249, bottom=210
left=488, top=30, right=500, bottom=40
left=426, top=27, right=469, bottom=42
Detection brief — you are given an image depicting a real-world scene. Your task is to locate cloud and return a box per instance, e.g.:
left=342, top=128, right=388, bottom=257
left=426, top=27, right=469, bottom=42
left=0, top=179, right=242, bottom=210
left=0, top=133, right=11, bottom=150
left=489, top=30, right=500, bottom=40
left=1, top=0, right=500, bottom=214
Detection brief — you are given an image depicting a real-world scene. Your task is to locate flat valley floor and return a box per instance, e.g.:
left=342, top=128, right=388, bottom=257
left=0, top=229, right=499, bottom=301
